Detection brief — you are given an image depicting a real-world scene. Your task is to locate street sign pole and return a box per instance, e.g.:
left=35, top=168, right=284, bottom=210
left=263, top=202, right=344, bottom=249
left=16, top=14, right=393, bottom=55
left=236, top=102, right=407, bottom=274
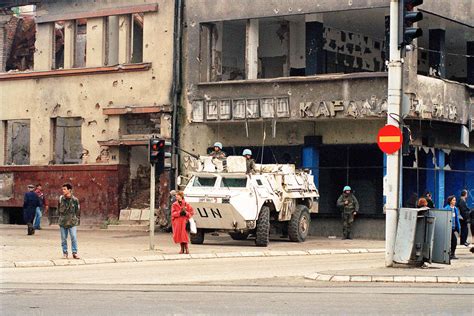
left=386, top=0, right=403, bottom=267
left=149, top=162, right=155, bottom=250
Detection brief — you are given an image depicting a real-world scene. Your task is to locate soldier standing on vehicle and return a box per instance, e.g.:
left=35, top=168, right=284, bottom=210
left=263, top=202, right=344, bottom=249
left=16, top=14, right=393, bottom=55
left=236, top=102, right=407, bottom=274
left=337, top=186, right=359, bottom=240
left=209, top=142, right=226, bottom=159
left=242, top=149, right=256, bottom=174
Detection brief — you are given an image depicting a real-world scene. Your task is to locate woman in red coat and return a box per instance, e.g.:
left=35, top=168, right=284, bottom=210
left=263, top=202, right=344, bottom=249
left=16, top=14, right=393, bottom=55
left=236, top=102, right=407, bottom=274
left=171, top=191, right=194, bottom=254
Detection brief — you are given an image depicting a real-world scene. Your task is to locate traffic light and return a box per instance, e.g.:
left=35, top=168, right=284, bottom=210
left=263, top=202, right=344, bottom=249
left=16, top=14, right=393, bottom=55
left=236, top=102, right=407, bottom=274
left=149, top=138, right=172, bottom=173
left=400, top=0, right=423, bottom=47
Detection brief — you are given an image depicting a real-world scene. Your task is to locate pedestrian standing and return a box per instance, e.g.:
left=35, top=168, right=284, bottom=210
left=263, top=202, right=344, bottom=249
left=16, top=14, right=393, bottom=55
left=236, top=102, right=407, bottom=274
left=33, top=183, right=48, bottom=230
left=23, top=184, right=40, bottom=235
left=336, top=186, right=359, bottom=240
left=457, top=190, right=470, bottom=247
left=171, top=191, right=194, bottom=254
left=444, top=195, right=461, bottom=260
left=58, top=183, right=81, bottom=259
left=423, top=191, right=435, bottom=208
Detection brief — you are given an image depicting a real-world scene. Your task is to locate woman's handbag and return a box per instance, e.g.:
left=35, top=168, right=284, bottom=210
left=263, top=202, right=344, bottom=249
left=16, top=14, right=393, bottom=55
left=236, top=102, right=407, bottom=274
left=188, top=217, right=197, bottom=234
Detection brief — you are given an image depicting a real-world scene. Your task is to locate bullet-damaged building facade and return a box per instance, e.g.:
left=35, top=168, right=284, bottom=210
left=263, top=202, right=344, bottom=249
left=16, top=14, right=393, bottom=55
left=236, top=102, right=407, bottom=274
left=180, top=0, right=474, bottom=238
left=0, top=0, right=178, bottom=225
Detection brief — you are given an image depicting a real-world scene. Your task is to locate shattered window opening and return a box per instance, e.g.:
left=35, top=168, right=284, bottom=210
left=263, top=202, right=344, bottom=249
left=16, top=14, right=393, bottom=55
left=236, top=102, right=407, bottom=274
left=74, top=19, right=87, bottom=68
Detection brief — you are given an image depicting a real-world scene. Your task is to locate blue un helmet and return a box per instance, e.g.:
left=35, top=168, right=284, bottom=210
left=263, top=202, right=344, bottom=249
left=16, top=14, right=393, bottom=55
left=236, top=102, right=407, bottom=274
left=213, top=142, right=223, bottom=149
left=242, top=149, right=252, bottom=156
left=343, top=186, right=352, bottom=192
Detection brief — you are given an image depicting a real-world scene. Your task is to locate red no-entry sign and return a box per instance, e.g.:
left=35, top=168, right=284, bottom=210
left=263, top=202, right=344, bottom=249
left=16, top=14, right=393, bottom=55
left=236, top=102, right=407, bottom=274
left=377, top=125, right=403, bottom=154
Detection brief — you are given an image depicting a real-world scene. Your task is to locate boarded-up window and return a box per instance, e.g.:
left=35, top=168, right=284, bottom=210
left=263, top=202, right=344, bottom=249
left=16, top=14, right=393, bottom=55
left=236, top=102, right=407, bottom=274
left=6, top=120, right=30, bottom=165
left=54, top=117, right=82, bottom=164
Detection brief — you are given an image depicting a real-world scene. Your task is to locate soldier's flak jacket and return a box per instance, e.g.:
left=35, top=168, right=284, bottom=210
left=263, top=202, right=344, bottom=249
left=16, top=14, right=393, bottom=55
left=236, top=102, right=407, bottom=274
left=336, top=193, right=360, bottom=214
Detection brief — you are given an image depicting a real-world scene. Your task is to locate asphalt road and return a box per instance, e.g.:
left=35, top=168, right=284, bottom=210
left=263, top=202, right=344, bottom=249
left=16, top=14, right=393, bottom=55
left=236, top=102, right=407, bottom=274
left=1, top=283, right=473, bottom=315
left=2, top=253, right=473, bottom=315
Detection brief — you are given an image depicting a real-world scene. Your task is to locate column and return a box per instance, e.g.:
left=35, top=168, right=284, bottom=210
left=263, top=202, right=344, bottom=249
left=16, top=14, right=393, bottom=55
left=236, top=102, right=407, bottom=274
left=86, top=17, right=106, bottom=67
left=425, top=149, right=436, bottom=203
left=305, top=15, right=325, bottom=75
left=245, top=19, right=259, bottom=80
left=118, top=15, right=131, bottom=64
left=302, top=146, right=319, bottom=188
left=429, top=29, right=446, bottom=78
left=34, top=23, right=55, bottom=71
left=0, top=12, right=10, bottom=72
left=63, top=20, right=76, bottom=68
left=435, top=149, right=445, bottom=208
left=289, top=18, right=306, bottom=75
left=467, top=41, right=474, bottom=85
left=465, top=153, right=474, bottom=206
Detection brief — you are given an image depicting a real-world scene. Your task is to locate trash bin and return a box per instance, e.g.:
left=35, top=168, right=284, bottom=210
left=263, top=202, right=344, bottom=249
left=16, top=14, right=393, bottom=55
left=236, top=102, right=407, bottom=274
left=393, top=208, right=451, bottom=265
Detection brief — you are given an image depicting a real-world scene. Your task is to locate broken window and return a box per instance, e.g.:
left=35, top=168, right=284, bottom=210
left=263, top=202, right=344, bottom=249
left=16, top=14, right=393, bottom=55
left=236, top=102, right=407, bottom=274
left=5, top=120, right=30, bottom=165
left=131, top=13, right=144, bottom=63
left=259, top=19, right=289, bottom=78
left=53, top=22, right=64, bottom=69
left=5, top=15, right=35, bottom=71
left=125, top=114, right=160, bottom=135
left=199, top=10, right=388, bottom=81
left=74, top=19, right=87, bottom=68
left=53, top=117, right=82, bottom=164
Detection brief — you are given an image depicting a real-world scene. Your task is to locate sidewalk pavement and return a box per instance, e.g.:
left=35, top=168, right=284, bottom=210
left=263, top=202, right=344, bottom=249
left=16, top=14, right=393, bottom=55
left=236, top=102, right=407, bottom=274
left=1, top=225, right=473, bottom=284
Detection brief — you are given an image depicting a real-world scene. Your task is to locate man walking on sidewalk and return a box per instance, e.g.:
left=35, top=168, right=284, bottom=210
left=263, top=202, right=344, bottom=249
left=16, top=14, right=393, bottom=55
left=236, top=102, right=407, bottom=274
left=23, top=184, right=40, bottom=235
left=58, top=183, right=81, bottom=259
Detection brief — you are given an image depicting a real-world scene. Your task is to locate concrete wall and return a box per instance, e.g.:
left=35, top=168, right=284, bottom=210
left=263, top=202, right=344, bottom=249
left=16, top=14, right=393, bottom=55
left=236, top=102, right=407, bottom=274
left=311, top=217, right=385, bottom=240
left=0, top=0, right=175, bottom=166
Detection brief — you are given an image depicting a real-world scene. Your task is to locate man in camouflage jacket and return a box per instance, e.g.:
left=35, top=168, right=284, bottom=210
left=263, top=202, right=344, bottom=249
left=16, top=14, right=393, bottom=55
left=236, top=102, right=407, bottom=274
left=337, top=186, right=359, bottom=240
left=58, top=183, right=80, bottom=259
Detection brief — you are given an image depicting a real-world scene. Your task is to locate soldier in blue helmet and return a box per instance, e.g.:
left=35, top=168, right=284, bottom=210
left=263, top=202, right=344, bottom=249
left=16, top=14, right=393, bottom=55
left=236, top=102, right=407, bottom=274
left=242, top=149, right=256, bottom=174
left=336, top=185, right=359, bottom=240
left=209, top=142, right=226, bottom=159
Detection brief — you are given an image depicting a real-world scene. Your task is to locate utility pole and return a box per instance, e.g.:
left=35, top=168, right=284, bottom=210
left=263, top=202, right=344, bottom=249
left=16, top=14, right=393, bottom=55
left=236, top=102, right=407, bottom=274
left=149, top=163, right=156, bottom=250
left=385, top=0, right=403, bottom=267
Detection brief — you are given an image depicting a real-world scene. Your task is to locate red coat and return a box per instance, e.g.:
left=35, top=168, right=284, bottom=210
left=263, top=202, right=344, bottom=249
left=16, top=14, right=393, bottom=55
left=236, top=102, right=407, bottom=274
left=171, top=200, right=194, bottom=243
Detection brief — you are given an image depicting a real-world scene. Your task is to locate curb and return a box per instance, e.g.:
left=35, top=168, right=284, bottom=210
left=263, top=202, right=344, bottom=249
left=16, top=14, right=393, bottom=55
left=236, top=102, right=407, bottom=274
left=1, top=247, right=384, bottom=269
left=304, top=272, right=474, bottom=284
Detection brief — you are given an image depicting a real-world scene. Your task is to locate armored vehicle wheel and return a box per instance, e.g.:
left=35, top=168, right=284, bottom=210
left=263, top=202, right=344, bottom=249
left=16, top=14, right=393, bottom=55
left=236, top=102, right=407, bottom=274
left=190, top=228, right=205, bottom=244
left=255, top=206, right=270, bottom=247
left=229, top=232, right=250, bottom=240
left=288, top=205, right=311, bottom=242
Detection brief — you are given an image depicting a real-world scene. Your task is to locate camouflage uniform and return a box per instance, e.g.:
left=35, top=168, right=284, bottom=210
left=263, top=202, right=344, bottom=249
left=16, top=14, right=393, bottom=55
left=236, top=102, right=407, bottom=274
left=246, top=158, right=256, bottom=174
left=210, top=150, right=226, bottom=159
left=336, top=193, right=359, bottom=239
left=58, top=195, right=80, bottom=228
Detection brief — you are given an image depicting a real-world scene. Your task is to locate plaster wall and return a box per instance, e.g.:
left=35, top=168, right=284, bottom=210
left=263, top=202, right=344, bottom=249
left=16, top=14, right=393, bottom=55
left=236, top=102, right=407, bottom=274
left=0, top=0, right=175, bottom=166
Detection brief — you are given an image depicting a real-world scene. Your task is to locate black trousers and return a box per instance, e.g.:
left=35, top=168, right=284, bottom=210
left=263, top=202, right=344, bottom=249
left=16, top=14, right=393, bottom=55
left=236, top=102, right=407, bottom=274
left=450, top=230, right=457, bottom=256
left=459, top=219, right=468, bottom=245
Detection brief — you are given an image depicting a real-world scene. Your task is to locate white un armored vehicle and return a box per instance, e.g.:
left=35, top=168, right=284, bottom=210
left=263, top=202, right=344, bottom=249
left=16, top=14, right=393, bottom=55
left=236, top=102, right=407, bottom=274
left=183, top=156, right=319, bottom=246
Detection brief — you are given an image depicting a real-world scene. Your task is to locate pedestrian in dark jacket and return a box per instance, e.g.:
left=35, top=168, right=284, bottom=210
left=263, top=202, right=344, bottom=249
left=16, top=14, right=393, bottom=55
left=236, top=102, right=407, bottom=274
left=23, top=184, right=40, bottom=235
left=58, top=183, right=81, bottom=259
left=457, top=190, right=470, bottom=247
left=444, top=195, right=461, bottom=260
left=422, top=191, right=435, bottom=208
